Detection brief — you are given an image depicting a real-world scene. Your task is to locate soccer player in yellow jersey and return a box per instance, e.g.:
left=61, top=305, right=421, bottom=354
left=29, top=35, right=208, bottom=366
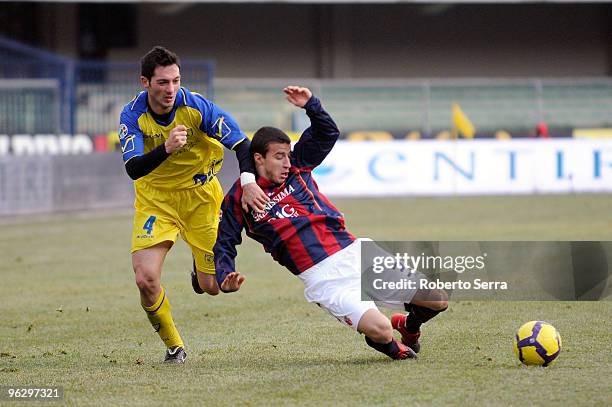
left=118, top=46, right=268, bottom=363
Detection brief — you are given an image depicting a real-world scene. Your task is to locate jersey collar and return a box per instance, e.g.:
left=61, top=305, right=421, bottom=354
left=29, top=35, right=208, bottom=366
left=256, top=175, right=277, bottom=189
left=175, top=87, right=188, bottom=107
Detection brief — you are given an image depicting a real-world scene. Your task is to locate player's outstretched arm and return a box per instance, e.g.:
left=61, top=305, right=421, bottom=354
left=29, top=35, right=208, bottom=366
left=286, top=86, right=340, bottom=169
left=214, top=182, right=248, bottom=292
left=220, top=272, right=245, bottom=293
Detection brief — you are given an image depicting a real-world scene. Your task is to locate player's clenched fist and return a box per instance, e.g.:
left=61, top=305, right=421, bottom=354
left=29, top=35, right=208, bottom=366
left=165, top=124, right=188, bottom=153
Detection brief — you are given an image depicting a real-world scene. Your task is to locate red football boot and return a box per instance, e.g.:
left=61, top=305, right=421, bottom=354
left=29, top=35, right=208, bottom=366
left=391, top=313, right=421, bottom=353
left=393, top=340, right=417, bottom=360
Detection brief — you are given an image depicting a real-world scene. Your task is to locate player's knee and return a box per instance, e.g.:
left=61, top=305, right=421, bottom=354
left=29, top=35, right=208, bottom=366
left=426, top=300, right=448, bottom=312
left=429, top=290, right=449, bottom=311
left=134, top=268, right=159, bottom=294
left=366, top=318, right=393, bottom=343
left=438, top=291, right=449, bottom=311
left=134, top=275, right=157, bottom=293
left=197, top=272, right=220, bottom=295
left=376, top=321, right=394, bottom=343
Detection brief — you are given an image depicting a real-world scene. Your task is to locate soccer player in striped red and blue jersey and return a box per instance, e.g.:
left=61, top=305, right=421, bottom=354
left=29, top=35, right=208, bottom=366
left=214, top=86, right=448, bottom=360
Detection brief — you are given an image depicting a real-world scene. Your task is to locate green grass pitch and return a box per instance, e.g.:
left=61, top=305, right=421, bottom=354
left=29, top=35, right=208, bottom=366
left=1, top=194, right=611, bottom=406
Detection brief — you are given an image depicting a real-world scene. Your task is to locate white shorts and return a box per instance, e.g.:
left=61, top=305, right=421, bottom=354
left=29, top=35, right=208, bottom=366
left=298, top=239, right=379, bottom=331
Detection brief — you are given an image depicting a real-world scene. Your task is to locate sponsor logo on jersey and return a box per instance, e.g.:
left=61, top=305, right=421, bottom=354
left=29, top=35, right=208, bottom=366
left=118, top=124, right=129, bottom=140
left=252, top=185, right=296, bottom=222
left=121, top=135, right=136, bottom=154
left=273, top=204, right=298, bottom=219
left=212, top=116, right=232, bottom=141
left=193, top=174, right=209, bottom=185
left=192, top=159, right=223, bottom=185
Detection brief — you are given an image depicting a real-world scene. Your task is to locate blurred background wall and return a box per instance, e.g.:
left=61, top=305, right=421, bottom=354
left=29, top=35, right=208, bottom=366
left=0, top=1, right=611, bottom=215
left=2, top=2, right=610, bottom=78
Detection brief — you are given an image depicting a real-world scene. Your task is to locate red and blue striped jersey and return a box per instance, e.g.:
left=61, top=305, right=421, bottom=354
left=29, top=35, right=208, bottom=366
left=214, top=97, right=355, bottom=284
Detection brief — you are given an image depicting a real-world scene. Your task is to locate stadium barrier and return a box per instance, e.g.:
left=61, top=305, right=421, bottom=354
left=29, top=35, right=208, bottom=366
left=1, top=139, right=611, bottom=216
left=0, top=152, right=240, bottom=216
left=313, top=139, right=612, bottom=196
left=1, top=125, right=609, bottom=158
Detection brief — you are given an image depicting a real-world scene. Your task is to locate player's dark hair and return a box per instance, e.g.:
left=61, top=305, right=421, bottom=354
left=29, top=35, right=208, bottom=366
left=140, top=46, right=181, bottom=80
left=251, top=127, right=291, bottom=157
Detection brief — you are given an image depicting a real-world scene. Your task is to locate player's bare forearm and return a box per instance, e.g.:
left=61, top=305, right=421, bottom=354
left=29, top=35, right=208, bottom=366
left=220, top=272, right=245, bottom=293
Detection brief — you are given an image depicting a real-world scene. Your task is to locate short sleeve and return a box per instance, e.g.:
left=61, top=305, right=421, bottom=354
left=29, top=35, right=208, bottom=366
left=192, top=93, right=248, bottom=150
left=118, top=108, right=145, bottom=163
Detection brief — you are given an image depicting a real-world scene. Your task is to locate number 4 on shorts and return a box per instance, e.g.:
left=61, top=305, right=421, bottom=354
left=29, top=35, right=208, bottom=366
left=143, top=215, right=157, bottom=235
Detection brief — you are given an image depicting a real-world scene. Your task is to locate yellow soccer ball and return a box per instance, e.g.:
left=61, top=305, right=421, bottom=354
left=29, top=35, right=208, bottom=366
left=513, top=321, right=562, bottom=366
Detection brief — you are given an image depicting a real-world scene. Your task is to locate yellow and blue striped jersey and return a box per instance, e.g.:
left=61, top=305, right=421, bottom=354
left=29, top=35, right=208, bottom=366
left=119, top=87, right=247, bottom=190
